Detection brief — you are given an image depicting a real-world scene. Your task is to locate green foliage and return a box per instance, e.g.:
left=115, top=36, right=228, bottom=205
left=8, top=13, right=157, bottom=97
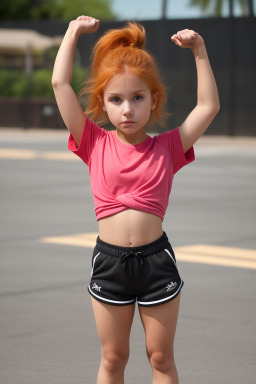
left=0, top=62, right=88, bottom=98
left=32, top=69, right=54, bottom=98
left=71, top=63, right=88, bottom=95
left=0, top=0, right=48, bottom=21
left=49, top=0, right=116, bottom=21
left=0, top=0, right=116, bottom=21
left=0, top=70, right=29, bottom=97
left=189, top=0, right=249, bottom=17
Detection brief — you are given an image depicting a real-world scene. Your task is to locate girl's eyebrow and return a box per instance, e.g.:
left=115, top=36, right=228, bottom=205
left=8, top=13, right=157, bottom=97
left=133, top=89, right=147, bottom=93
left=106, top=89, right=147, bottom=96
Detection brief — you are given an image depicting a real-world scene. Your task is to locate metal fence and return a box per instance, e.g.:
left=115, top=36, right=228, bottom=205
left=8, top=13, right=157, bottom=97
left=0, top=17, right=255, bottom=135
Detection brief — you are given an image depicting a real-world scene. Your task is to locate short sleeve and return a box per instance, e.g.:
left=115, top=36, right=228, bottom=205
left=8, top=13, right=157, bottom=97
left=160, top=127, right=195, bottom=174
left=68, top=116, right=107, bottom=165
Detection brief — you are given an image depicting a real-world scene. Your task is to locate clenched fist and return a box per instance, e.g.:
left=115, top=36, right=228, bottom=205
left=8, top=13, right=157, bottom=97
left=171, top=29, right=204, bottom=49
left=69, top=15, right=100, bottom=36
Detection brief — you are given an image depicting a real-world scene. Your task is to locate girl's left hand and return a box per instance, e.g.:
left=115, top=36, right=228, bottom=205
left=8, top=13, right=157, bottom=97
left=171, top=29, right=204, bottom=49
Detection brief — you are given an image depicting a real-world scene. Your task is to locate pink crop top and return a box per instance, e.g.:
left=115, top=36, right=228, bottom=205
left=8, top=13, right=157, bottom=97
left=68, top=116, right=195, bottom=221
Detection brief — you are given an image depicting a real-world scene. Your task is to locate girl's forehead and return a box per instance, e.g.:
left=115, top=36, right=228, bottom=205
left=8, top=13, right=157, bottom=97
left=104, top=70, right=150, bottom=94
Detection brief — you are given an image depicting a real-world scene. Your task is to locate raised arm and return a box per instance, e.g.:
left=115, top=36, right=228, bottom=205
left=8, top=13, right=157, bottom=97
left=171, top=30, right=220, bottom=153
left=52, top=16, right=100, bottom=146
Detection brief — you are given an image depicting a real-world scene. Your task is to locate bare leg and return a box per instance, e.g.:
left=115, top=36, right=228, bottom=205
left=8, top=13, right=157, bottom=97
left=91, top=297, right=135, bottom=384
left=139, top=294, right=181, bottom=384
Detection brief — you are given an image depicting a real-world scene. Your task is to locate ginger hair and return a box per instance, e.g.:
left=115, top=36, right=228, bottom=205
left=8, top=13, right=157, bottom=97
left=80, top=22, right=168, bottom=126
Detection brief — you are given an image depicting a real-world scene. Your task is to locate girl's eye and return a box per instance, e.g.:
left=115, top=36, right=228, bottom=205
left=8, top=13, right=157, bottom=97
left=111, top=97, right=121, bottom=103
left=134, top=95, right=143, bottom=101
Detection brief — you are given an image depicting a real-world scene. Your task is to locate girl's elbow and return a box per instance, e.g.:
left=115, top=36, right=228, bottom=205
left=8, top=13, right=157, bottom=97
left=210, top=101, right=220, bottom=117
left=215, top=93, right=221, bottom=114
left=51, top=76, right=59, bottom=89
left=214, top=101, right=220, bottom=115
left=216, top=96, right=220, bottom=111
left=51, top=76, right=69, bottom=89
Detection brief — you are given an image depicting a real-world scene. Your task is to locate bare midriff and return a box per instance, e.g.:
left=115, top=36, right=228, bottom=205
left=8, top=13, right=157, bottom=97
left=98, top=209, right=163, bottom=247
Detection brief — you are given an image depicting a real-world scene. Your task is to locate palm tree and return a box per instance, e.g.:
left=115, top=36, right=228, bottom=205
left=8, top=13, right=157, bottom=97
left=189, top=0, right=254, bottom=17
left=162, top=0, right=168, bottom=19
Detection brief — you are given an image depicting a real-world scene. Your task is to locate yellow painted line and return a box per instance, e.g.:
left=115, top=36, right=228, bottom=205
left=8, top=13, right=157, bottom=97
left=176, top=244, right=256, bottom=261
left=0, top=148, right=37, bottom=159
left=40, top=233, right=256, bottom=270
left=39, top=152, right=78, bottom=161
left=41, top=232, right=98, bottom=248
left=175, top=244, right=256, bottom=270
left=0, top=148, right=79, bottom=161
left=175, top=252, right=256, bottom=270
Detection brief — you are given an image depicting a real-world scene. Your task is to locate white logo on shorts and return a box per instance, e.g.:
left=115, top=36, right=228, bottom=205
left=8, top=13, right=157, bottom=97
left=166, top=282, right=177, bottom=292
left=92, top=283, right=101, bottom=292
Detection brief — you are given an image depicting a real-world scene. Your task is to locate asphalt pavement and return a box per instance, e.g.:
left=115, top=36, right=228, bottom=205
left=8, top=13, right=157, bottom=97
left=0, top=128, right=256, bottom=384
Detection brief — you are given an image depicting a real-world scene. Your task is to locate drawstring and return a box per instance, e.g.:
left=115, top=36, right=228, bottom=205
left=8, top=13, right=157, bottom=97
left=120, top=251, right=144, bottom=266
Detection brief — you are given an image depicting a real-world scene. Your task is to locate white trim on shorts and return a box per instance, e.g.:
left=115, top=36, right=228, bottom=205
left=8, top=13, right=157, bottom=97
left=137, top=280, right=183, bottom=306
left=91, top=252, right=101, bottom=277
left=137, top=248, right=182, bottom=306
left=89, top=246, right=183, bottom=306
left=164, top=248, right=177, bottom=267
left=88, top=285, right=136, bottom=305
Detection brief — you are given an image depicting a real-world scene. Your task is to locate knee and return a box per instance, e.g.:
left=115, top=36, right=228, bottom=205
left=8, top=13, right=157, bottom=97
left=148, top=350, right=174, bottom=373
left=102, top=349, right=129, bottom=374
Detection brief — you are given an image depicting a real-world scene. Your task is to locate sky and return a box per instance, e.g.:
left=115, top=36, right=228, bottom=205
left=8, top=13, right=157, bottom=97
left=111, top=0, right=256, bottom=20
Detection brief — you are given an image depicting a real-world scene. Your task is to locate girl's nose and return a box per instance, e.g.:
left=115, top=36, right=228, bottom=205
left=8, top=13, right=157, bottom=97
left=123, top=102, right=133, bottom=117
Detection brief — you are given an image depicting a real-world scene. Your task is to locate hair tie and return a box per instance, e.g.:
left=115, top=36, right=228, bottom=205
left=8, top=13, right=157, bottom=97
left=130, top=43, right=141, bottom=48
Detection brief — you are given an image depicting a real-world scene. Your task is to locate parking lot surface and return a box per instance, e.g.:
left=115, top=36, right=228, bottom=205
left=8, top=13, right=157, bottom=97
left=0, top=129, right=256, bottom=384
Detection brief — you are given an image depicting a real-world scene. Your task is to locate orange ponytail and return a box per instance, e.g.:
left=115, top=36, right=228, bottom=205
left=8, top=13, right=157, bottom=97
left=80, top=22, right=168, bottom=126
left=91, top=22, right=145, bottom=77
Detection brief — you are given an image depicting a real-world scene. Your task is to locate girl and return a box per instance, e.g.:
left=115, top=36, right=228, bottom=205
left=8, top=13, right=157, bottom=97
left=52, top=16, right=219, bottom=384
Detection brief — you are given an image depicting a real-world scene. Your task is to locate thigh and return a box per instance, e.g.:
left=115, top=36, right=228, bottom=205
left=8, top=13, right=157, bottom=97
left=91, top=297, right=135, bottom=353
left=138, top=294, right=181, bottom=354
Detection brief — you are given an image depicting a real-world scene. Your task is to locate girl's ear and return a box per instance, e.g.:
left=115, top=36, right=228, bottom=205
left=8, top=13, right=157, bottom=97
left=151, top=92, right=159, bottom=110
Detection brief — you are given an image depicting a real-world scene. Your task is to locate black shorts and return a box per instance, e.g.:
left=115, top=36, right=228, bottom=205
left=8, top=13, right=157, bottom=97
left=88, top=232, right=184, bottom=307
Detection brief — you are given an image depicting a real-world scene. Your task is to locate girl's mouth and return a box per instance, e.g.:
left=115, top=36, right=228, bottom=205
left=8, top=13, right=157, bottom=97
left=121, top=120, right=135, bottom=125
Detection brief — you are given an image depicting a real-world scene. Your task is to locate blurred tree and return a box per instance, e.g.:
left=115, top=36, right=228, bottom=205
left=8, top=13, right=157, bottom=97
left=0, top=0, right=116, bottom=21
left=189, top=0, right=253, bottom=17
left=0, top=65, right=88, bottom=98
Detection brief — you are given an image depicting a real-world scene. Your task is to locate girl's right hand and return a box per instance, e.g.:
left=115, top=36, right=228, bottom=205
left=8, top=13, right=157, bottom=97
left=69, top=15, right=100, bottom=35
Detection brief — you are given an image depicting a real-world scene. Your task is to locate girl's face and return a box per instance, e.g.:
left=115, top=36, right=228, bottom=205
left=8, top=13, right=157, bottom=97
left=102, top=68, right=158, bottom=143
